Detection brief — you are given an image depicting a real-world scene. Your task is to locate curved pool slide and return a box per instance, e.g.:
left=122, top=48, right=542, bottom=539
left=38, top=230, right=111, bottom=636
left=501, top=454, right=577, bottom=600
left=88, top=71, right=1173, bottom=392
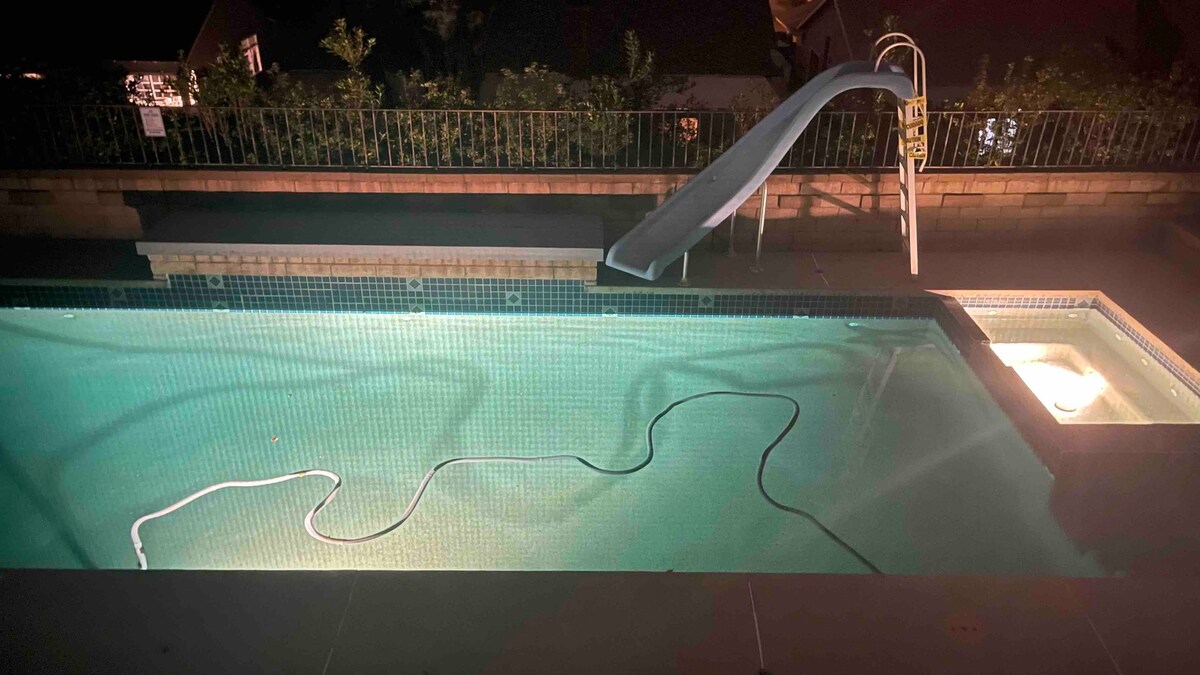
left=606, top=62, right=916, bottom=280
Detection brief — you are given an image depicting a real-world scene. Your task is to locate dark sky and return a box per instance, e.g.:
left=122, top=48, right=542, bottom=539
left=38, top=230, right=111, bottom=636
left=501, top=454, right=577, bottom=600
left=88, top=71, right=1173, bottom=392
left=5, top=0, right=1196, bottom=77
left=1, top=0, right=775, bottom=74
left=877, top=0, right=1140, bottom=87
left=1, top=1, right=214, bottom=65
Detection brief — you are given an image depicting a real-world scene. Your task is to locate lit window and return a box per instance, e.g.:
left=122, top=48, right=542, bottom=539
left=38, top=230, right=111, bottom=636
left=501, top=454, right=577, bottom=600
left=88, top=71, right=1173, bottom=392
left=126, top=72, right=194, bottom=107
left=240, top=35, right=262, bottom=75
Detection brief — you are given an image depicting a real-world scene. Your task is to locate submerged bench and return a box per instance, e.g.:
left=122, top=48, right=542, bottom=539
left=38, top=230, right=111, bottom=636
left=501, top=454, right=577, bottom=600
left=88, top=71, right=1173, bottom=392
left=135, top=209, right=603, bottom=282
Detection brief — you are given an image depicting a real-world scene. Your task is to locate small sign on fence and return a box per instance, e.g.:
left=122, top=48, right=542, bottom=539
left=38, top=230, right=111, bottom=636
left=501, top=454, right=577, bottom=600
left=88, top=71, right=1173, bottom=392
left=139, top=107, right=166, bottom=138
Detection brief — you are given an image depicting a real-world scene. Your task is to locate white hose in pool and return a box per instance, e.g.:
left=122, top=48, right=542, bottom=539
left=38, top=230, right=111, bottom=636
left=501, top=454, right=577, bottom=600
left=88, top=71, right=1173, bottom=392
left=130, top=458, right=607, bottom=571
left=130, top=391, right=882, bottom=573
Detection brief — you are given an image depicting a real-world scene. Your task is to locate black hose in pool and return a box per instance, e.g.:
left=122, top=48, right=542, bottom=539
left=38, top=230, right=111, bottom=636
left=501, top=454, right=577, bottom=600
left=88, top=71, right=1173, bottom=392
left=132, top=391, right=882, bottom=574
left=647, top=392, right=882, bottom=575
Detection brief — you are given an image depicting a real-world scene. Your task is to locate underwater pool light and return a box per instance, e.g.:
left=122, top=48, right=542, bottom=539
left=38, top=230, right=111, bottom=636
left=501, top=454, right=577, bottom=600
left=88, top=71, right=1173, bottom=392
left=990, top=343, right=1108, bottom=418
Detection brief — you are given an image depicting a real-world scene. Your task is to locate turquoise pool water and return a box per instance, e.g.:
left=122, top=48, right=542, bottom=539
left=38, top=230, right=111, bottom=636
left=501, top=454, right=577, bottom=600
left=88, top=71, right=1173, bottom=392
left=0, top=309, right=1101, bottom=574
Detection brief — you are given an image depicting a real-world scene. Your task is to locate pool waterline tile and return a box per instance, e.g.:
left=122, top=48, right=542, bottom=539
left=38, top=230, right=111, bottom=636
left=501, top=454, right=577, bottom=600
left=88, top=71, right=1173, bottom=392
left=0, top=275, right=943, bottom=320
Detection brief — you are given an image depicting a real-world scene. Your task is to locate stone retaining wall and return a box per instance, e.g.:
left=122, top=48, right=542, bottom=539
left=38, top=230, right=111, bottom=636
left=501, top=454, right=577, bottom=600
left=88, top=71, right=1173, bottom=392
left=144, top=254, right=596, bottom=282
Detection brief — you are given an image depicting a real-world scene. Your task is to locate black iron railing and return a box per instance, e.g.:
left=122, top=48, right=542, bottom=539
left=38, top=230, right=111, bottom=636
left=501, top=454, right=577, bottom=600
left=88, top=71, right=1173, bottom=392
left=4, top=105, right=1199, bottom=170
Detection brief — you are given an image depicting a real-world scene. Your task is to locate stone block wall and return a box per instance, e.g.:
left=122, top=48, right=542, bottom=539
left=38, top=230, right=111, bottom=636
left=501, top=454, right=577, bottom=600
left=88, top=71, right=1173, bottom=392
left=143, top=254, right=596, bottom=282
left=0, top=173, right=142, bottom=238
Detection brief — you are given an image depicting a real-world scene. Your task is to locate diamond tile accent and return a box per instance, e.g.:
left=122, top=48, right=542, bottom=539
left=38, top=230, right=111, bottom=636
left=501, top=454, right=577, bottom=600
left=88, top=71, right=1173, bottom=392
left=206, top=275, right=224, bottom=289
left=698, top=294, right=714, bottom=308
left=407, top=279, right=423, bottom=291
left=506, top=292, right=522, bottom=306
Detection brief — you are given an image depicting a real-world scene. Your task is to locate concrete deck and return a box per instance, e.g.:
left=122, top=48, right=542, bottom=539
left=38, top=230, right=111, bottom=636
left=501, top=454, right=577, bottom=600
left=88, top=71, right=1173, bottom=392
left=4, top=569, right=1197, bottom=674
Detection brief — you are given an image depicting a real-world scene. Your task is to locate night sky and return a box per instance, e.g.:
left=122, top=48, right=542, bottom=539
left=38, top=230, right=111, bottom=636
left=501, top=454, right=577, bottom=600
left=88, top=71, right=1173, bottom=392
left=1, top=1, right=214, bottom=65
left=3, top=0, right=1195, bottom=79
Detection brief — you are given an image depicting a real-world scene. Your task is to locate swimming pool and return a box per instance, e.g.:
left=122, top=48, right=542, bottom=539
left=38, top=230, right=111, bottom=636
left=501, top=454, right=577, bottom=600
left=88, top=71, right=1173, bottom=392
left=0, top=305, right=1103, bottom=575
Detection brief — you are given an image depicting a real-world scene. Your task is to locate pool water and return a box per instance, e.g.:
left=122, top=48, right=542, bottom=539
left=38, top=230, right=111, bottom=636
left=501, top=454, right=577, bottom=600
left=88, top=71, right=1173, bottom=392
left=0, top=309, right=1102, bottom=575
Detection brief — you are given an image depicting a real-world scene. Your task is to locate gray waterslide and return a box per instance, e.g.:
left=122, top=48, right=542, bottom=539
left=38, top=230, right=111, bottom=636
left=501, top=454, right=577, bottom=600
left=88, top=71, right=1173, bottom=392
left=606, top=62, right=916, bottom=280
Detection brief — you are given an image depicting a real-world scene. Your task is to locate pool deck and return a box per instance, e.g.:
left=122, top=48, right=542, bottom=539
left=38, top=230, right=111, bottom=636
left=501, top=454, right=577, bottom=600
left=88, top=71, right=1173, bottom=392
left=4, top=569, right=1197, bottom=674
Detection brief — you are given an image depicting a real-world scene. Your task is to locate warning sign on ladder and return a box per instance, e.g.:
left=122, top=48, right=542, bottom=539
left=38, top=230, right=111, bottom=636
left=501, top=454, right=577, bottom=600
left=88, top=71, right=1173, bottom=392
left=900, top=95, right=927, bottom=160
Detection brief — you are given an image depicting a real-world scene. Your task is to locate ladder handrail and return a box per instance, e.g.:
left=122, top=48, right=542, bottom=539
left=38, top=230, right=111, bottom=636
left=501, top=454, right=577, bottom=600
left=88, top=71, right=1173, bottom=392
left=873, top=33, right=924, bottom=275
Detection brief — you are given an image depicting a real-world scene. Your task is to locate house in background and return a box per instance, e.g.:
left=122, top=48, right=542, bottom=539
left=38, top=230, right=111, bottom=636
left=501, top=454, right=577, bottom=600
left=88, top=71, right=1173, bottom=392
left=187, top=0, right=267, bottom=74
left=119, top=0, right=349, bottom=107
left=769, top=0, right=849, bottom=86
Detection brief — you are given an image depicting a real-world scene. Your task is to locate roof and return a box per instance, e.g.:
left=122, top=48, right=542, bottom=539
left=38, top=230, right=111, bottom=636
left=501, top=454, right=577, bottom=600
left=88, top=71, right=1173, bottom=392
left=771, top=0, right=829, bottom=34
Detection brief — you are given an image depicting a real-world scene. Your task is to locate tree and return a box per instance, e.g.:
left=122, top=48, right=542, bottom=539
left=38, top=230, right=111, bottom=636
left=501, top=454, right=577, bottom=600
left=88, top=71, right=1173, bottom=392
left=494, top=63, right=571, bottom=109
left=953, top=48, right=1199, bottom=166
left=405, top=0, right=493, bottom=89
left=386, top=69, right=475, bottom=108
left=320, top=18, right=383, bottom=108
left=615, top=30, right=684, bottom=109
left=177, top=44, right=256, bottom=108
left=962, top=48, right=1198, bottom=111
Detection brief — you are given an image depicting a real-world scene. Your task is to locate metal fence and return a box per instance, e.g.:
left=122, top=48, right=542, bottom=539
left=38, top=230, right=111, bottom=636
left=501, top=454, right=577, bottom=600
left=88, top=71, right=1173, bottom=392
left=3, top=105, right=1199, bottom=171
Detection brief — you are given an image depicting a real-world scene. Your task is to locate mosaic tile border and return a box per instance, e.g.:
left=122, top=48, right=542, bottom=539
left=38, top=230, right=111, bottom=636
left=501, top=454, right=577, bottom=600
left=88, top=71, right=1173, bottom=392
left=952, top=292, right=1200, bottom=400
left=0, top=275, right=940, bottom=320
left=1093, top=297, right=1200, bottom=400
left=953, top=295, right=1095, bottom=311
